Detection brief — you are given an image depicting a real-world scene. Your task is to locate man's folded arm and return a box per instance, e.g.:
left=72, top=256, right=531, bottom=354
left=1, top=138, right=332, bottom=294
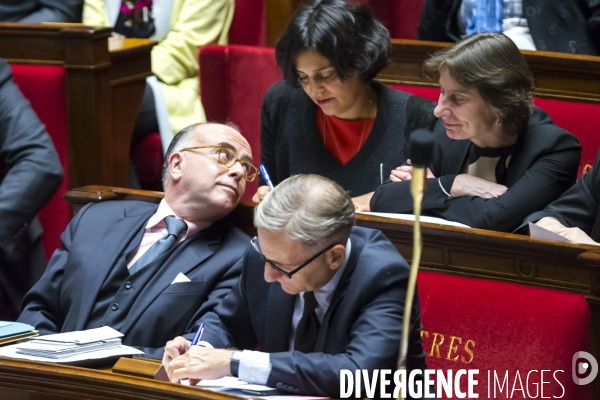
left=17, top=203, right=93, bottom=334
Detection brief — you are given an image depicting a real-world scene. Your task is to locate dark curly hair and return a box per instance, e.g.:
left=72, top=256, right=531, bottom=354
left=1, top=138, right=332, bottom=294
left=425, top=32, right=534, bottom=136
left=276, top=0, right=391, bottom=86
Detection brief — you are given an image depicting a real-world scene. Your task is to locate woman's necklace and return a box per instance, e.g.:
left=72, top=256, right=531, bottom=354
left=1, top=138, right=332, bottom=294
left=323, top=96, right=373, bottom=152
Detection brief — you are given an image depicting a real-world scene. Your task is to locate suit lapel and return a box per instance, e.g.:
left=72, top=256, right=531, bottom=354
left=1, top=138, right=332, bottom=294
left=264, top=284, right=296, bottom=352
left=73, top=206, right=153, bottom=331
left=117, top=227, right=220, bottom=335
left=314, top=235, right=361, bottom=352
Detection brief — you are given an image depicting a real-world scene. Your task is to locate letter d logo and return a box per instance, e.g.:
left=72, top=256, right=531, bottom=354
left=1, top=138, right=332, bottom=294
left=572, top=351, right=598, bottom=385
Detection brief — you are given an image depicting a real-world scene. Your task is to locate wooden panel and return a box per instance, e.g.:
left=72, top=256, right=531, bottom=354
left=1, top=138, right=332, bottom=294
left=64, top=186, right=600, bottom=297
left=63, top=186, right=600, bottom=398
left=0, top=357, right=243, bottom=400
left=265, top=0, right=310, bottom=47
left=379, top=39, right=600, bottom=103
left=0, top=23, right=155, bottom=189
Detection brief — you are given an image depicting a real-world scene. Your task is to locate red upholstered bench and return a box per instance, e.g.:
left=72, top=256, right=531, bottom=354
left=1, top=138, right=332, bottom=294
left=418, top=270, right=591, bottom=398
left=532, top=98, right=600, bottom=175
left=199, top=44, right=280, bottom=203
left=367, top=0, right=424, bottom=40
left=132, top=0, right=267, bottom=192
left=10, top=64, right=70, bottom=261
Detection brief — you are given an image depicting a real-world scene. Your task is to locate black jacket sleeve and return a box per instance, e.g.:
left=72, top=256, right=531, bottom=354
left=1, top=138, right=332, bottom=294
left=524, top=150, right=600, bottom=235
left=0, top=58, right=63, bottom=259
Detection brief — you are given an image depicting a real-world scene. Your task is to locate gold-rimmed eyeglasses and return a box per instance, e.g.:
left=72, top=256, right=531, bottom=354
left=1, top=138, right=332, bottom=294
left=181, top=145, right=258, bottom=181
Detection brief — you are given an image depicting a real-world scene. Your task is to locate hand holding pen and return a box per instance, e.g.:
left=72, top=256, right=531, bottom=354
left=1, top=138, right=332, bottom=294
left=251, top=164, right=275, bottom=204
left=191, top=323, right=205, bottom=346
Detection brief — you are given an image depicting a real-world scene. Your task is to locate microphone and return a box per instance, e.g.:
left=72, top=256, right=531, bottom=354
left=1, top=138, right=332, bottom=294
left=409, top=129, right=434, bottom=170
left=397, top=129, right=434, bottom=399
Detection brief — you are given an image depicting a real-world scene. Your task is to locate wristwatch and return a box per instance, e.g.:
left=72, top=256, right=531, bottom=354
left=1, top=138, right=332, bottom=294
left=230, top=351, right=241, bottom=378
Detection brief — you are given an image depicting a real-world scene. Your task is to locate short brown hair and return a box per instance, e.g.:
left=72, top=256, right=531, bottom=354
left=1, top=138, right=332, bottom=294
left=425, top=32, right=534, bottom=135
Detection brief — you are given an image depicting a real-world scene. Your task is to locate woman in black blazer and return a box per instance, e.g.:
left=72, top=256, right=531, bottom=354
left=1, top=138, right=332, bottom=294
left=252, top=0, right=438, bottom=203
left=369, top=32, right=581, bottom=232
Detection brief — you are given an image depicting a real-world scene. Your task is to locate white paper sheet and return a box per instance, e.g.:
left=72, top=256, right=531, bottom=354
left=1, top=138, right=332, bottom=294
left=357, top=212, right=471, bottom=228
left=0, top=343, right=143, bottom=363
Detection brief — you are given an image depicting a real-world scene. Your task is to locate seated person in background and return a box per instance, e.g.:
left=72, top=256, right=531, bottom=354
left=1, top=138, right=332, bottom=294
left=418, top=0, right=600, bottom=55
left=253, top=0, right=438, bottom=204
left=18, top=122, right=255, bottom=359
left=83, top=0, right=234, bottom=154
left=368, top=32, right=581, bottom=232
left=524, top=149, right=600, bottom=246
left=0, top=58, right=63, bottom=320
left=0, top=0, right=82, bottom=23
left=163, top=174, right=428, bottom=397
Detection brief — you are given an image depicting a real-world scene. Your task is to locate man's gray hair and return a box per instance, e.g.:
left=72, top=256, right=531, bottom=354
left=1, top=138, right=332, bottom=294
left=161, top=123, right=202, bottom=186
left=254, top=175, right=355, bottom=247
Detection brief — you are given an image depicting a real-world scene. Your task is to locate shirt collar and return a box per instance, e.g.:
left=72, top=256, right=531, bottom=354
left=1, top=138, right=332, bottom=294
left=313, top=238, right=352, bottom=309
left=146, top=199, right=201, bottom=239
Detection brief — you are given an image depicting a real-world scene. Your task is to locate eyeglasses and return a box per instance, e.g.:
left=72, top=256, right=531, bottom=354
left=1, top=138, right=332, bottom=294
left=250, top=236, right=336, bottom=278
left=180, top=145, right=258, bottom=181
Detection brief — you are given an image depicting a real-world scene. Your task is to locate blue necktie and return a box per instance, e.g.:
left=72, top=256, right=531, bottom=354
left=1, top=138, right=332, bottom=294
left=129, top=216, right=187, bottom=275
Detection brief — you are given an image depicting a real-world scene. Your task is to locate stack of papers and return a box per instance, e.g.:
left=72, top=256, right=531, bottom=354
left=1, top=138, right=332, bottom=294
left=16, top=337, right=123, bottom=359
left=0, top=326, right=144, bottom=365
left=0, top=321, right=38, bottom=346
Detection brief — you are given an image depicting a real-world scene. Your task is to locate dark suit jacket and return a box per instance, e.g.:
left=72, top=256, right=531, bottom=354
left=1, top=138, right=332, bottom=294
left=371, top=107, right=581, bottom=232
left=0, top=0, right=82, bottom=23
left=18, top=200, right=248, bottom=359
left=524, top=150, right=600, bottom=241
left=418, top=0, right=600, bottom=55
left=0, top=58, right=62, bottom=318
left=198, top=226, right=427, bottom=397
left=260, top=80, right=438, bottom=196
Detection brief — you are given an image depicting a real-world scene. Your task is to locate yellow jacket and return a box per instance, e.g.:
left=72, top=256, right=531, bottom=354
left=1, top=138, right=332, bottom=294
left=83, top=0, right=234, bottom=135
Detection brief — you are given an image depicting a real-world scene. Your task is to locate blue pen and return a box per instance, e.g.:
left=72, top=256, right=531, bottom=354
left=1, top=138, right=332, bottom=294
left=259, top=164, right=275, bottom=190
left=191, top=323, right=204, bottom=346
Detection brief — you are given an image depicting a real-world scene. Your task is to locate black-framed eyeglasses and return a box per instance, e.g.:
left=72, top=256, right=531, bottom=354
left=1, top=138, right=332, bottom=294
left=250, top=236, right=336, bottom=279
left=180, top=145, right=258, bottom=181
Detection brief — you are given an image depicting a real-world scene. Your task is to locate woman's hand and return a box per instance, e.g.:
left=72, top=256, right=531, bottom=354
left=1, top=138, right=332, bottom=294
left=352, top=192, right=374, bottom=212
left=390, top=159, right=435, bottom=182
left=252, top=185, right=271, bottom=204
left=450, top=174, right=508, bottom=198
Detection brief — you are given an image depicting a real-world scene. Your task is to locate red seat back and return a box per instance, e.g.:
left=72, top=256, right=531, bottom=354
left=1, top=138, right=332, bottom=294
left=229, top=0, right=267, bottom=46
left=533, top=98, right=600, bottom=176
left=10, top=64, right=70, bottom=260
left=200, top=45, right=280, bottom=202
left=390, top=84, right=440, bottom=102
left=368, top=0, right=424, bottom=40
left=418, top=271, right=590, bottom=398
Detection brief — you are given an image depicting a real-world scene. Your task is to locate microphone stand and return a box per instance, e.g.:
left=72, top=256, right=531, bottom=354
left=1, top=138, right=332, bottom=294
left=397, top=130, right=433, bottom=400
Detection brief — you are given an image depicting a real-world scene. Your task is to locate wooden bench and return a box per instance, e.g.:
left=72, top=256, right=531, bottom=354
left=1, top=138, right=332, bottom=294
left=65, top=185, right=600, bottom=398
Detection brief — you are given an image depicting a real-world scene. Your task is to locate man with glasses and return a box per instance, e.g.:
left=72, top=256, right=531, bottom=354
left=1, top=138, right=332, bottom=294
left=19, top=123, right=255, bottom=359
left=162, top=174, right=428, bottom=397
